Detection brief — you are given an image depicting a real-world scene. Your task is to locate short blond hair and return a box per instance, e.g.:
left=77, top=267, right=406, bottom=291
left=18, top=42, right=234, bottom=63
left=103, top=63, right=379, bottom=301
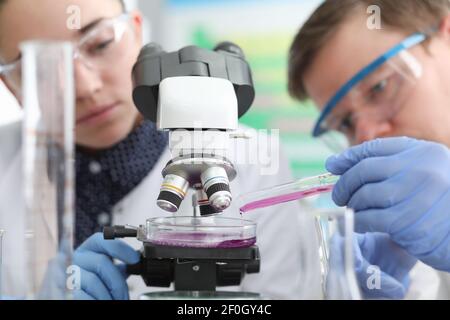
left=288, top=0, right=450, bottom=101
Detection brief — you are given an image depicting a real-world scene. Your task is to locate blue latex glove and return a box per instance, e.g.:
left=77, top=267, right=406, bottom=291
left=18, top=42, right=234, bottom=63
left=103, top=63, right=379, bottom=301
left=326, top=137, right=450, bottom=272
left=73, top=233, right=140, bottom=300
left=354, top=232, right=417, bottom=299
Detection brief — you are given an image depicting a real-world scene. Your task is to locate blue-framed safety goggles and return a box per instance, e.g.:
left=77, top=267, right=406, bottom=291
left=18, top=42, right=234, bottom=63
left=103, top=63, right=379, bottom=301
left=312, top=32, right=429, bottom=138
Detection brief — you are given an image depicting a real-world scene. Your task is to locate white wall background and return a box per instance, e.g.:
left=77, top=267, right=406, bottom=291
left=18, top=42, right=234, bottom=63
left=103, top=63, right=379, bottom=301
left=0, top=81, right=21, bottom=126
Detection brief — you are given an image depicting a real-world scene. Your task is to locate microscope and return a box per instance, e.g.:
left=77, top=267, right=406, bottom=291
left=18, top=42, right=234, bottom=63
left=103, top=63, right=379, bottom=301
left=103, top=42, right=261, bottom=299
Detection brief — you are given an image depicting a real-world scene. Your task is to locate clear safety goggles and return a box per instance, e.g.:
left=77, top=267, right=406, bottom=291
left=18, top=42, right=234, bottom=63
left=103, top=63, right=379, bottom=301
left=312, top=33, right=428, bottom=152
left=0, top=13, right=133, bottom=93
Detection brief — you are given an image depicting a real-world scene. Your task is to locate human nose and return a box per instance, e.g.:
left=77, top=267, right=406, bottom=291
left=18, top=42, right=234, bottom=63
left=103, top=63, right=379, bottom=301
left=353, top=116, right=393, bottom=144
left=74, top=58, right=103, bottom=100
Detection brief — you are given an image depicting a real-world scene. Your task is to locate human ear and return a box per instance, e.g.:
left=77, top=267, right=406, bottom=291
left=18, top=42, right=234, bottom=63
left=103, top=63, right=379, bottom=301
left=129, top=10, right=143, bottom=44
left=438, top=13, right=450, bottom=41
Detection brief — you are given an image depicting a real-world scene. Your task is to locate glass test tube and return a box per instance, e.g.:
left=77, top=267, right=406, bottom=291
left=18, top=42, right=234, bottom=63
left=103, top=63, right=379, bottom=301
left=238, top=172, right=339, bottom=214
left=21, top=41, right=75, bottom=299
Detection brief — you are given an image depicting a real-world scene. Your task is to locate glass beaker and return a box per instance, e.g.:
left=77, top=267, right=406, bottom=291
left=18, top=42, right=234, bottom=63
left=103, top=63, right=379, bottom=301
left=21, top=41, right=75, bottom=299
left=313, top=207, right=361, bottom=300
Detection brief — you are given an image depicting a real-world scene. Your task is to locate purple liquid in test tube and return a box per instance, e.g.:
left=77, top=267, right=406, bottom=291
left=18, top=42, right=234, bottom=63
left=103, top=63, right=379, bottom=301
left=239, top=184, right=334, bottom=214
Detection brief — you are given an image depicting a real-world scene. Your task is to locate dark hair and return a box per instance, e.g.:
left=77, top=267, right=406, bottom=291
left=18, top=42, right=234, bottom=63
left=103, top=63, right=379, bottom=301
left=288, top=0, right=450, bottom=101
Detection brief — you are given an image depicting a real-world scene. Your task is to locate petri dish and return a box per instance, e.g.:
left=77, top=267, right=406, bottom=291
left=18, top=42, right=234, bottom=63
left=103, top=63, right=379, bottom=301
left=139, top=216, right=256, bottom=249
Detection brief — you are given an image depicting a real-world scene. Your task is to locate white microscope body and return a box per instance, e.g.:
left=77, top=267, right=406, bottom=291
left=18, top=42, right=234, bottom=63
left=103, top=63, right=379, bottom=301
left=103, top=43, right=260, bottom=296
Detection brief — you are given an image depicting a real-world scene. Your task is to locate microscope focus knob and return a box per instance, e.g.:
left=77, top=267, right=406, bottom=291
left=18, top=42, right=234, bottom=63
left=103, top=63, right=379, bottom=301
left=103, top=226, right=138, bottom=239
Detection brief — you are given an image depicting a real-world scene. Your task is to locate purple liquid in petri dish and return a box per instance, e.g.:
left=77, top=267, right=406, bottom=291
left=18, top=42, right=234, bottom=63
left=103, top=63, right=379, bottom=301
left=216, top=238, right=256, bottom=248
left=240, top=184, right=334, bottom=214
left=149, top=232, right=256, bottom=248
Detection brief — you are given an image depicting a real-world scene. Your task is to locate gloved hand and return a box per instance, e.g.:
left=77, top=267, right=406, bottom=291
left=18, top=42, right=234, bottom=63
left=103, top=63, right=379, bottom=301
left=73, top=233, right=140, bottom=300
left=354, top=232, right=417, bottom=299
left=326, top=137, right=450, bottom=272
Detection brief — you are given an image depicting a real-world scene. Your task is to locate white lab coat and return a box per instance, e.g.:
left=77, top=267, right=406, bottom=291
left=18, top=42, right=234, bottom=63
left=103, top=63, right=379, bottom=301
left=0, top=118, right=324, bottom=299
left=0, top=120, right=27, bottom=298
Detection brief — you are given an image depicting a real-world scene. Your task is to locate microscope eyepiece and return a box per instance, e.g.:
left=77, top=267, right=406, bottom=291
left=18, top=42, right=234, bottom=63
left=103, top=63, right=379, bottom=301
left=139, top=42, right=164, bottom=59
left=214, top=41, right=245, bottom=58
